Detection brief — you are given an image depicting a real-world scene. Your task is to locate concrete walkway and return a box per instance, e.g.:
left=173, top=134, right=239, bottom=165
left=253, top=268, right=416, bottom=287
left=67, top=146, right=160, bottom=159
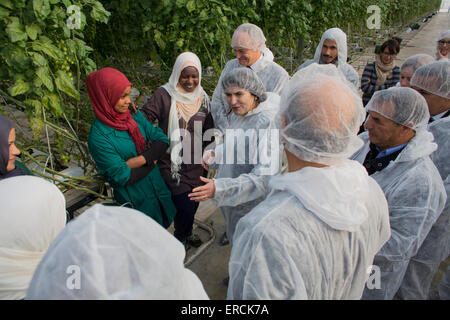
left=186, top=12, right=450, bottom=300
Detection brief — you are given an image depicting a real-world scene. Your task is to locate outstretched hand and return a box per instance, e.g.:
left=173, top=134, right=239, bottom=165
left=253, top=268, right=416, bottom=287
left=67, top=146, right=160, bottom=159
left=188, top=176, right=215, bottom=202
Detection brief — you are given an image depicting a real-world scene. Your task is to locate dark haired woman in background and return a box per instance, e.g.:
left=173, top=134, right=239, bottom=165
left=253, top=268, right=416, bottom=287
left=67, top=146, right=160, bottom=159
left=361, top=38, right=402, bottom=106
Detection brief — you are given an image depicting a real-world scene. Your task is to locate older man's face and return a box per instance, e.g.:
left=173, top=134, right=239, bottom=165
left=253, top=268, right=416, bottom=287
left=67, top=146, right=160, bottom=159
left=321, top=39, right=338, bottom=64
left=232, top=31, right=262, bottom=66
left=233, top=47, right=261, bottom=67
left=364, top=110, right=406, bottom=151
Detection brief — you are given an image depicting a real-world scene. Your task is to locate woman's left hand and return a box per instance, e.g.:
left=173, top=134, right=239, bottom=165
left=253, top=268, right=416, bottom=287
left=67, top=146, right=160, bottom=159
left=188, top=176, right=215, bottom=202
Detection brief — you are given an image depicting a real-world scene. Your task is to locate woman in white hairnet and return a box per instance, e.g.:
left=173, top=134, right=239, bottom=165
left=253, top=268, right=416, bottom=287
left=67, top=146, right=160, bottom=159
left=297, top=28, right=360, bottom=89
left=189, top=67, right=282, bottom=248
left=26, top=204, right=209, bottom=300
left=396, top=60, right=450, bottom=299
left=210, top=23, right=289, bottom=132
left=225, top=63, right=391, bottom=300
left=0, top=176, right=66, bottom=299
left=351, top=87, right=446, bottom=300
left=398, top=54, right=434, bottom=87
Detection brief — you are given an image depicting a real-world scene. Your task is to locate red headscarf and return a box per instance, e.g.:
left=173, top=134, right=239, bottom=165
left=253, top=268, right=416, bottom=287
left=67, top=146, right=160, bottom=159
left=86, top=68, right=146, bottom=154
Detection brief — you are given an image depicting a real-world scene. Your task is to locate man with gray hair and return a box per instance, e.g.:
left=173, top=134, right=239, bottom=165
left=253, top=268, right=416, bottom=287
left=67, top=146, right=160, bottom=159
left=211, top=23, right=289, bottom=133
left=297, top=27, right=360, bottom=89
left=225, top=63, right=391, bottom=299
left=351, top=86, right=447, bottom=300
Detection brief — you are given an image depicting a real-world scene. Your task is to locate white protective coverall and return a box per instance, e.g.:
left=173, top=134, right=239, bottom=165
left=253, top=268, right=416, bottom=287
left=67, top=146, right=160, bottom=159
left=353, top=130, right=446, bottom=300
left=396, top=60, right=450, bottom=299
left=227, top=160, right=391, bottom=299
left=210, top=90, right=282, bottom=245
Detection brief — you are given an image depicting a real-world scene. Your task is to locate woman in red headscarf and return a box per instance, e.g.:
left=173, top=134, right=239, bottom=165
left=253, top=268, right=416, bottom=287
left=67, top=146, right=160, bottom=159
left=87, top=68, right=176, bottom=227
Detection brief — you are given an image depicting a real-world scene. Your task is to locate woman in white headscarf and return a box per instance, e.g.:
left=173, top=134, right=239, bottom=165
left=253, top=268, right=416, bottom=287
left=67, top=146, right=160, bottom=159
left=0, top=176, right=66, bottom=299
left=141, top=52, right=214, bottom=248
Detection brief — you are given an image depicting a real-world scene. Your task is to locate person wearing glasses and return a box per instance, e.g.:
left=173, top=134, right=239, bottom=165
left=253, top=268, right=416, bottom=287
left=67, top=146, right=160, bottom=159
left=361, top=38, right=402, bottom=106
left=435, top=30, right=449, bottom=61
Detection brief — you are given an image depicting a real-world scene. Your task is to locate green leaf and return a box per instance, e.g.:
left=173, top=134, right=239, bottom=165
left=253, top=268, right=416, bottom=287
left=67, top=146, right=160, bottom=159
left=30, top=116, right=44, bottom=141
left=25, top=24, right=41, bottom=41
left=0, top=7, right=10, bottom=19
left=6, top=18, right=28, bottom=43
left=8, top=79, right=31, bottom=96
left=186, top=0, right=195, bottom=12
left=14, top=0, right=27, bottom=8
left=36, top=66, right=54, bottom=91
left=55, top=70, right=79, bottom=100
left=24, top=99, right=43, bottom=114
left=30, top=52, right=48, bottom=67
left=175, top=38, right=184, bottom=48
left=154, top=30, right=166, bottom=50
left=73, top=38, right=93, bottom=59
left=0, top=0, right=13, bottom=10
left=32, top=36, right=63, bottom=60
left=1, top=45, right=29, bottom=70
left=82, top=57, right=97, bottom=75
left=33, top=75, right=43, bottom=89
left=91, top=1, right=110, bottom=24
left=33, top=0, right=51, bottom=19
left=47, top=92, right=63, bottom=117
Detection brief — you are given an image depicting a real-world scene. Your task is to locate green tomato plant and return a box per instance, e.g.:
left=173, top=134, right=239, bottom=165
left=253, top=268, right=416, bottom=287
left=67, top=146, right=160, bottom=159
left=0, top=0, right=110, bottom=197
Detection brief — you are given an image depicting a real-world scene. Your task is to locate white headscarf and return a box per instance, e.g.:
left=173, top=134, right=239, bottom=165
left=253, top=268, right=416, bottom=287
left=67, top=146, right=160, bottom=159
left=0, top=176, right=66, bottom=299
left=26, top=204, right=209, bottom=300
left=162, top=52, right=208, bottom=184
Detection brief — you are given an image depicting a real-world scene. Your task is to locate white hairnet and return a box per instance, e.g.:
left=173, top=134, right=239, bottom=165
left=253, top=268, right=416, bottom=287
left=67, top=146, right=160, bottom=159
left=400, top=54, right=435, bottom=73
left=26, top=204, right=209, bottom=300
left=366, top=86, right=430, bottom=131
left=279, top=63, right=365, bottom=165
left=410, top=60, right=450, bottom=99
left=0, top=176, right=66, bottom=300
left=221, top=67, right=267, bottom=102
left=231, top=23, right=274, bottom=61
left=438, top=30, right=450, bottom=42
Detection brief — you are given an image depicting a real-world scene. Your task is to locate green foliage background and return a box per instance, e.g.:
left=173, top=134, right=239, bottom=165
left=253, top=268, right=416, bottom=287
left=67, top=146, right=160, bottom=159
left=91, top=0, right=441, bottom=70
left=0, top=0, right=442, bottom=191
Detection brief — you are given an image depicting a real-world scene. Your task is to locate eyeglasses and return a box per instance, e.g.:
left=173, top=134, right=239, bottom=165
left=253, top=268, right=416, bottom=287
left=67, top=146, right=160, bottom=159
left=381, top=51, right=397, bottom=57
left=438, top=40, right=450, bottom=46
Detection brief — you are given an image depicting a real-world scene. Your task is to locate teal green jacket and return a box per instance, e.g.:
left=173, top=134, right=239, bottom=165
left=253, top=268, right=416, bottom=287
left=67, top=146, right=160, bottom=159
left=88, top=111, right=176, bottom=226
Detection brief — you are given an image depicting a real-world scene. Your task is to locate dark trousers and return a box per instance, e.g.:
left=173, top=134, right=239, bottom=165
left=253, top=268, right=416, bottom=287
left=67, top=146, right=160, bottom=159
left=173, top=191, right=199, bottom=241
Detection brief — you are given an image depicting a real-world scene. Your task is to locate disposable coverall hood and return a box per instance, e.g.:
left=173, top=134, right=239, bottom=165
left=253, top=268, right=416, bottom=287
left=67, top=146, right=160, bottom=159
left=297, top=28, right=360, bottom=88
left=269, top=159, right=370, bottom=231
left=313, top=28, right=349, bottom=67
